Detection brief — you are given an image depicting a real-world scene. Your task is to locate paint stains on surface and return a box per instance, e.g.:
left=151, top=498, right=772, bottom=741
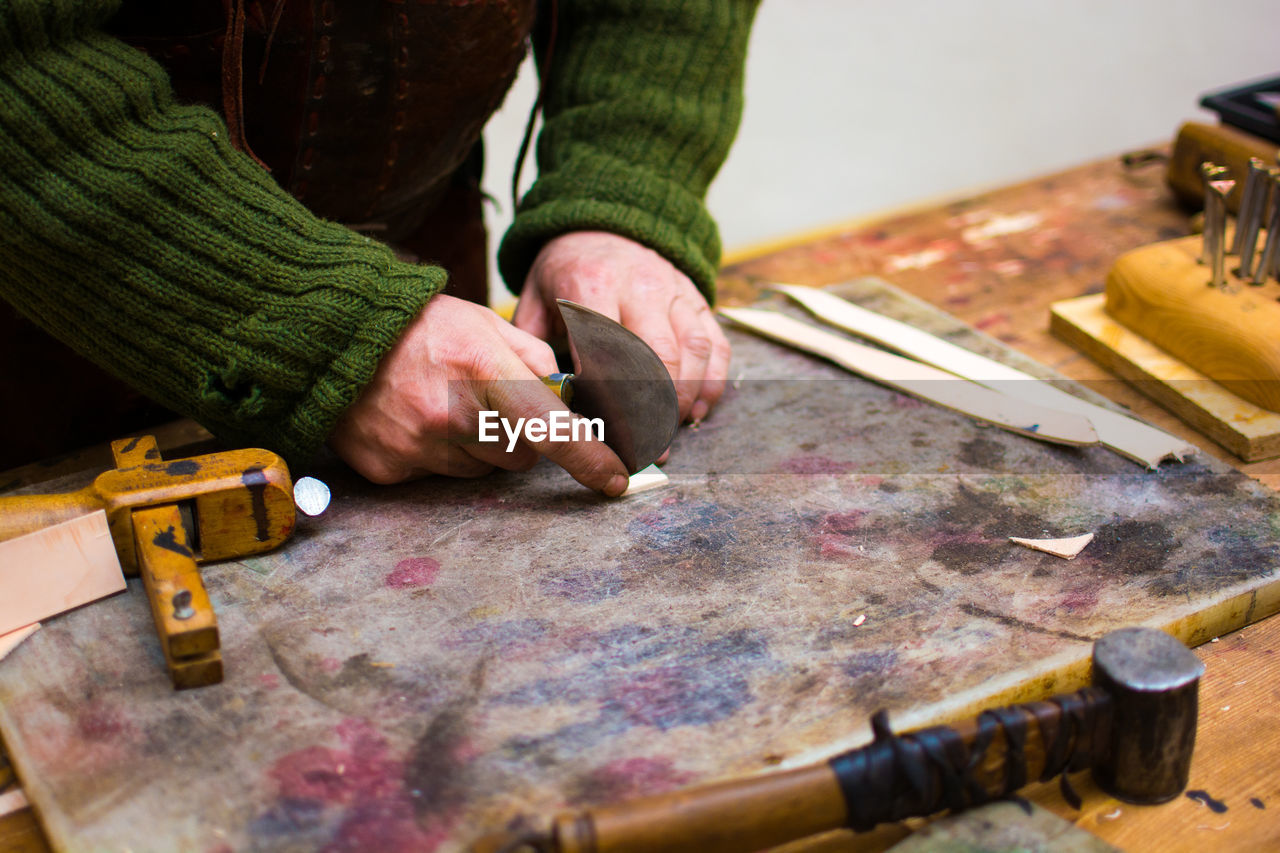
left=385, top=557, right=440, bottom=589
left=1092, top=193, right=1131, bottom=211
left=404, top=707, right=473, bottom=820
left=1251, top=797, right=1265, bottom=809
left=814, top=509, right=873, bottom=558
left=496, top=626, right=770, bottom=757
left=1187, top=789, right=1229, bottom=813
left=569, top=757, right=695, bottom=806
left=991, top=259, right=1026, bottom=277
left=931, top=538, right=1002, bottom=575
left=960, top=211, right=1044, bottom=244
left=884, top=246, right=949, bottom=273
left=779, top=455, right=856, bottom=475
left=1055, top=579, right=1103, bottom=614
left=841, top=648, right=898, bottom=679
left=606, top=665, right=753, bottom=731
left=891, top=393, right=925, bottom=409
left=329, top=654, right=399, bottom=691
left=539, top=567, right=624, bottom=603
left=165, top=459, right=200, bottom=476
left=974, top=311, right=1011, bottom=331
left=822, top=510, right=869, bottom=536
left=934, top=485, right=1047, bottom=536
left=76, top=701, right=131, bottom=742
left=1087, top=520, right=1173, bottom=578
left=628, top=501, right=738, bottom=553
left=619, top=500, right=763, bottom=589
left=958, top=436, right=1006, bottom=469
left=919, top=486, right=1051, bottom=574
left=257, top=718, right=454, bottom=852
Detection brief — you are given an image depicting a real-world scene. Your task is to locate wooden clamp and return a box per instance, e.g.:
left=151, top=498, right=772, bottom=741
left=0, top=435, right=296, bottom=688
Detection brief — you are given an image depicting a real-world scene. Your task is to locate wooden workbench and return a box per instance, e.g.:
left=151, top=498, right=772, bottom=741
left=717, top=149, right=1280, bottom=851
left=3, top=149, right=1279, bottom=852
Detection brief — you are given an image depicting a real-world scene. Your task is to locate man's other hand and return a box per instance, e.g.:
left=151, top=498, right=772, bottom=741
left=514, top=231, right=730, bottom=426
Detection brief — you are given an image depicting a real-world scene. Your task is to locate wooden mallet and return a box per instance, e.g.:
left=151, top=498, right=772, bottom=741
left=478, top=626, right=1203, bottom=853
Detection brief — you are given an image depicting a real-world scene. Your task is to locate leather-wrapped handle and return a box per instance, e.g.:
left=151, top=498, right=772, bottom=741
left=524, top=688, right=1110, bottom=853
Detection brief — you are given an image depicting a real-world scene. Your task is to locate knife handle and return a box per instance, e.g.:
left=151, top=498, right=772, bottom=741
left=541, top=373, right=575, bottom=407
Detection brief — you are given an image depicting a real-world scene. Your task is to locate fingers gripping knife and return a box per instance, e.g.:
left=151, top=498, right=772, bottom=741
left=0, top=435, right=322, bottom=689
left=479, top=627, right=1204, bottom=853
left=540, top=300, right=680, bottom=475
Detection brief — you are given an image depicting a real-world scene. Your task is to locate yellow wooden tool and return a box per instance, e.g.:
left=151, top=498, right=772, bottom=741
left=1104, top=231, right=1280, bottom=414
left=0, top=435, right=297, bottom=688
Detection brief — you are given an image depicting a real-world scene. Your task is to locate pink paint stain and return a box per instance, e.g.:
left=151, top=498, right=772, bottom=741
left=611, top=668, right=687, bottom=727
left=266, top=718, right=453, bottom=853
left=891, top=393, right=925, bottom=409
left=77, top=700, right=132, bottom=742
left=1057, top=579, right=1104, bottom=614
left=974, top=311, right=1011, bottom=331
left=780, top=455, right=856, bottom=475
left=823, top=510, right=868, bottom=535
left=258, top=673, right=281, bottom=689
left=385, top=557, right=441, bottom=589
left=320, top=656, right=344, bottom=673
left=19, top=694, right=139, bottom=778
left=576, top=756, right=696, bottom=805
left=859, top=475, right=884, bottom=487
left=818, top=535, right=859, bottom=559
left=816, top=510, right=871, bottom=559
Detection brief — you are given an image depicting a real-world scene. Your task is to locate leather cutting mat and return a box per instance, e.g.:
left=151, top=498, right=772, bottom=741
left=2, top=279, right=1279, bottom=852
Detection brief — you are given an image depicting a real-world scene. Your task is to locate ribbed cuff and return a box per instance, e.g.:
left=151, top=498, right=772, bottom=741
left=497, top=0, right=757, bottom=304
left=0, top=1, right=446, bottom=469
left=499, top=155, right=722, bottom=301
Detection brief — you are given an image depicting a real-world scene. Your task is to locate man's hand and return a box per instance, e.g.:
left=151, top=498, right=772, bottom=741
left=513, top=231, right=730, bottom=425
left=330, top=294, right=630, bottom=495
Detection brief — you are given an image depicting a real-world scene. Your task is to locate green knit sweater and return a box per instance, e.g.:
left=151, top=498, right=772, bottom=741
left=0, top=0, right=756, bottom=469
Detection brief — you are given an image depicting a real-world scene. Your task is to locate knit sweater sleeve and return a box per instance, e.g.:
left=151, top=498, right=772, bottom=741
left=0, top=0, right=446, bottom=468
left=497, top=0, right=758, bottom=303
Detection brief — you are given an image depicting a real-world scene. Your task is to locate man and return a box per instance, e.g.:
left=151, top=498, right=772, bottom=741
left=0, top=0, right=757, bottom=495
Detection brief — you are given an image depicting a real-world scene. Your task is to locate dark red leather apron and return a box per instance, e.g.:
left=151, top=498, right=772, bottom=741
left=1, top=0, right=538, bottom=467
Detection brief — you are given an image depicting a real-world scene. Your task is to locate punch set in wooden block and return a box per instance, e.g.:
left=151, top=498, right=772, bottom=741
left=1052, top=156, right=1280, bottom=461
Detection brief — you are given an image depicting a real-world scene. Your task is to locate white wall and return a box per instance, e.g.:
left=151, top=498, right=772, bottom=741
left=485, top=0, right=1280, bottom=295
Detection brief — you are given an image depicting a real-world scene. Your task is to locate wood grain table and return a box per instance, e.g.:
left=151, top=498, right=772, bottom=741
left=2, top=148, right=1278, bottom=852
left=716, top=148, right=1280, bottom=852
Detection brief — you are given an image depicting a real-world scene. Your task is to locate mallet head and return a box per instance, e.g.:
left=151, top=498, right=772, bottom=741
left=1091, top=626, right=1205, bottom=804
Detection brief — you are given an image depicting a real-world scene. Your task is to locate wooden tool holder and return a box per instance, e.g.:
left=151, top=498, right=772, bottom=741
left=1104, top=230, right=1280, bottom=414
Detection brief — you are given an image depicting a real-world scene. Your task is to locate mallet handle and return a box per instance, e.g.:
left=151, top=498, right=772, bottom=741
left=542, top=688, right=1109, bottom=853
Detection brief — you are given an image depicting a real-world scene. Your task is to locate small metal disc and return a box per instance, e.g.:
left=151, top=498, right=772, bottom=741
left=293, top=476, right=331, bottom=517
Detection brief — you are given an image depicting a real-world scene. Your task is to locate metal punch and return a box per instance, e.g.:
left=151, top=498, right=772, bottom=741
left=1233, top=158, right=1269, bottom=281
left=1255, top=168, right=1280, bottom=285
left=1200, top=162, right=1234, bottom=290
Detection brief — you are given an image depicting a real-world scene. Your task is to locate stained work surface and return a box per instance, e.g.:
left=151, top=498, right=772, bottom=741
left=3, top=281, right=1280, bottom=853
